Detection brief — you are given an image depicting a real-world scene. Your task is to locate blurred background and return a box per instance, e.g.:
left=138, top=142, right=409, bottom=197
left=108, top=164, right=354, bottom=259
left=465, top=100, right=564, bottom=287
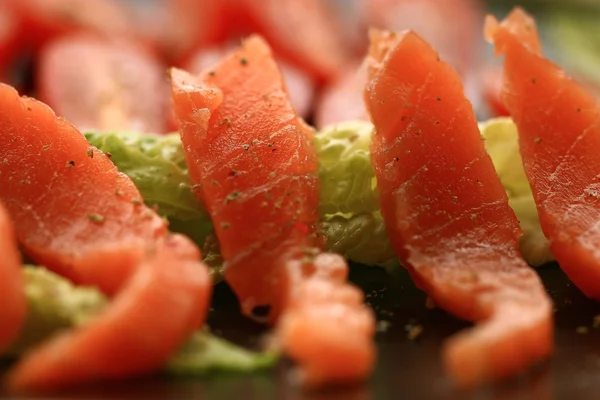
left=0, top=0, right=598, bottom=133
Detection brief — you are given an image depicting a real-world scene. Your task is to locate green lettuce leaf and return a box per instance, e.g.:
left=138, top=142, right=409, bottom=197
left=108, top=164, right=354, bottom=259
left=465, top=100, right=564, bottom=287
left=167, top=331, right=277, bottom=375
left=84, top=130, right=212, bottom=229
left=5, top=266, right=108, bottom=357
left=3, top=267, right=277, bottom=375
left=480, top=118, right=553, bottom=266
left=320, top=213, right=398, bottom=269
left=315, top=121, right=379, bottom=216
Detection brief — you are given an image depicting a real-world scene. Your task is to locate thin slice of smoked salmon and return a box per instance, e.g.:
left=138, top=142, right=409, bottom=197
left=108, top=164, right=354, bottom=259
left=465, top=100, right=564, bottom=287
left=7, top=234, right=212, bottom=392
left=0, top=83, right=167, bottom=295
left=0, top=202, right=26, bottom=352
left=171, top=36, right=375, bottom=386
left=486, top=8, right=600, bottom=299
left=171, top=36, right=320, bottom=322
left=0, top=84, right=212, bottom=391
left=365, top=29, right=553, bottom=387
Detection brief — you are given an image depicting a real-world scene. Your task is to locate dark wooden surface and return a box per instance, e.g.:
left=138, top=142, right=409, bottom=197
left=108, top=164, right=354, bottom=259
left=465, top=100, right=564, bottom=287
left=3, top=263, right=600, bottom=400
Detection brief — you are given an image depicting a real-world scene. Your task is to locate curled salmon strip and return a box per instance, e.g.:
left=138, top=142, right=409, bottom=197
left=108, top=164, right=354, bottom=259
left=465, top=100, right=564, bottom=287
left=170, top=35, right=376, bottom=387
left=486, top=8, right=600, bottom=299
left=365, top=29, right=553, bottom=387
left=0, top=83, right=212, bottom=392
left=0, top=82, right=167, bottom=295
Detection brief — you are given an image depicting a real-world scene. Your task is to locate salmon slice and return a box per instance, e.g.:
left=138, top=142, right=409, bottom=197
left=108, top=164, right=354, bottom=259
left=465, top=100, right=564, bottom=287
left=7, top=234, right=212, bottom=392
left=486, top=8, right=600, bottom=299
left=0, top=83, right=167, bottom=295
left=183, top=43, right=316, bottom=120
left=170, top=37, right=320, bottom=321
left=0, top=84, right=212, bottom=391
left=170, top=35, right=375, bottom=386
left=0, top=202, right=26, bottom=352
left=365, top=30, right=553, bottom=387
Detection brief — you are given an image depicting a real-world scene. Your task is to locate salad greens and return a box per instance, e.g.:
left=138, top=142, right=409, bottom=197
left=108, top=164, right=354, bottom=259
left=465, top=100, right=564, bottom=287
left=167, top=332, right=277, bottom=375
left=83, top=131, right=214, bottom=245
left=85, top=118, right=552, bottom=271
left=5, top=267, right=108, bottom=357
left=321, top=213, right=397, bottom=268
left=2, top=267, right=276, bottom=375
left=479, top=118, right=553, bottom=266
left=315, top=121, right=379, bottom=216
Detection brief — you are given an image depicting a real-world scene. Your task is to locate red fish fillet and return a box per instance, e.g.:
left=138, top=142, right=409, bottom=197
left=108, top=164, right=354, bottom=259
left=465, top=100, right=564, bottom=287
left=486, top=8, right=600, bottom=299
left=171, top=35, right=375, bottom=386
left=0, top=202, right=26, bottom=352
left=365, top=29, right=553, bottom=387
left=0, top=84, right=211, bottom=391
left=0, top=83, right=167, bottom=295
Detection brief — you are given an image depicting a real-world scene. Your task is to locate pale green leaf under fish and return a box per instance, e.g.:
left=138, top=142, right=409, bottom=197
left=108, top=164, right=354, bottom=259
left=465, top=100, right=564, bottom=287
left=315, top=121, right=379, bottom=216
left=167, top=332, right=277, bottom=375
left=479, top=117, right=553, bottom=266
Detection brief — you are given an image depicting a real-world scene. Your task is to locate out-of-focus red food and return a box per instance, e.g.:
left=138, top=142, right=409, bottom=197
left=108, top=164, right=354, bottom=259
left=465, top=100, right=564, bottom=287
left=0, top=2, right=22, bottom=82
left=5, top=0, right=135, bottom=49
left=362, top=0, right=482, bottom=77
left=0, top=202, right=26, bottom=354
left=162, top=0, right=229, bottom=63
left=38, top=34, right=169, bottom=134
left=323, top=0, right=369, bottom=57
left=238, top=0, right=351, bottom=83
left=183, top=44, right=316, bottom=120
left=481, top=65, right=510, bottom=117
left=314, top=61, right=370, bottom=129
